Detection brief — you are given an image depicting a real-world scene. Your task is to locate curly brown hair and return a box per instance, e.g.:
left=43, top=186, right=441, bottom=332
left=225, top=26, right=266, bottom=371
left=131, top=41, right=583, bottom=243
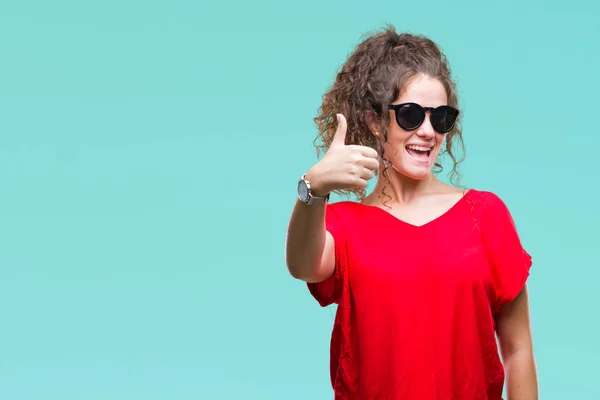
left=313, top=25, right=465, bottom=201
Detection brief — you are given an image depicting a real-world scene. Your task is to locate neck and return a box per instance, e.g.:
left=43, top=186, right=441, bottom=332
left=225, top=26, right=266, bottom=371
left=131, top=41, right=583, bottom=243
left=367, top=167, right=441, bottom=205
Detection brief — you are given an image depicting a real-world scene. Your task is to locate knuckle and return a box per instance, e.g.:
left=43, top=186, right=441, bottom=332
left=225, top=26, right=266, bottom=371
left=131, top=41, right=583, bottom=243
left=346, top=164, right=358, bottom=175
left=349, top=152, right=362, bottom=163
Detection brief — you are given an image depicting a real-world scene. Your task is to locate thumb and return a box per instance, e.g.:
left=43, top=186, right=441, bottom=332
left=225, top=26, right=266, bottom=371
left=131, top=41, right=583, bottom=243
left=331, top=114, right=348, bottom=146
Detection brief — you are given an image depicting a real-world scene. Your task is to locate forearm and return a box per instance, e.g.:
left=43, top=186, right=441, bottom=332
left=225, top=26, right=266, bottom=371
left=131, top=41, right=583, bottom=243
left=503, top=349, right=538, bottom=400
left=285, top=198, right=328, bottom=280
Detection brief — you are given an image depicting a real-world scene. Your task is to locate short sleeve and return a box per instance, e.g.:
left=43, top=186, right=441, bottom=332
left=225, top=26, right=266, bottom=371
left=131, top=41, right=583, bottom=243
left=306, top=203, right=347, bottom=307
left=481, top=192, right=532, bottom=313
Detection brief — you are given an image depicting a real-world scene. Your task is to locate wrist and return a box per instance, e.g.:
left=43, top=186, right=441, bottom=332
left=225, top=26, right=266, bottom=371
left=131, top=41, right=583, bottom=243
left=305, top=168, right=329, bottom=197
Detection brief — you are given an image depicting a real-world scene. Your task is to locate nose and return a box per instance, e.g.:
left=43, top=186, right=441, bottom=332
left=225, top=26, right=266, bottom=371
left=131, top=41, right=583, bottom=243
left=416, top=113, right=435, bottom=139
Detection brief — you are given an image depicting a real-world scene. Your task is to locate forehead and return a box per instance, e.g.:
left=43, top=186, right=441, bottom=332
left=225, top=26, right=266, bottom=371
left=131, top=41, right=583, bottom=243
left=396, top=74, right=447, bottom=106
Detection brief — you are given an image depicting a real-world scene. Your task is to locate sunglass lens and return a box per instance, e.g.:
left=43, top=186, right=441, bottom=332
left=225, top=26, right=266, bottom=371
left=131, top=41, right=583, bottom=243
left=396, top=103, right=424, bottom=130
left=431, top=106, right=458, bottom=133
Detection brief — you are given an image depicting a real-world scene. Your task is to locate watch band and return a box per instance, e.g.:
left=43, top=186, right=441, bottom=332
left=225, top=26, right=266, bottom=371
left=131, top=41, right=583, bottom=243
left=299, top=173, right=330, bottom=205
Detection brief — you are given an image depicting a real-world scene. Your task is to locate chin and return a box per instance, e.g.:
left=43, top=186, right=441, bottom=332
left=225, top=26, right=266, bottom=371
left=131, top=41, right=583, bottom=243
left=395, top=166, right=432, bottom=180
left=389, top=155, right=436, bottom=181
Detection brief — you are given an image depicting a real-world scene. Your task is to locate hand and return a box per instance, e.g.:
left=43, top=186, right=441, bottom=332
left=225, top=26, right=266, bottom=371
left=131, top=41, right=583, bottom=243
left=306, top=114, right=379, bottom=196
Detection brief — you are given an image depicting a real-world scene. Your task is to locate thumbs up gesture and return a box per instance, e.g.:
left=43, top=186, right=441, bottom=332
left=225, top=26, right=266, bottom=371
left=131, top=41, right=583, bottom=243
left=306, top=114, right=380, bottom=197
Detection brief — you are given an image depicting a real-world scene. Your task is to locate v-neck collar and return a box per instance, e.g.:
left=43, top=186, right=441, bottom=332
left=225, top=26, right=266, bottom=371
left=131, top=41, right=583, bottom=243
left=357, top=189, right=473, bottom=229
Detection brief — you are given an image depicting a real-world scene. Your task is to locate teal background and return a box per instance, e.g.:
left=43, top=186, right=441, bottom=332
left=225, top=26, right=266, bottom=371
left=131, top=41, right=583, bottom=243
left=0, top=0, right=598, bottom=398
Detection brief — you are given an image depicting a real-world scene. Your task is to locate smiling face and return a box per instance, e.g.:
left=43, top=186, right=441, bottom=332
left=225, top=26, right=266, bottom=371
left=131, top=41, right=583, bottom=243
left=383, top=74, right=449, bottom=181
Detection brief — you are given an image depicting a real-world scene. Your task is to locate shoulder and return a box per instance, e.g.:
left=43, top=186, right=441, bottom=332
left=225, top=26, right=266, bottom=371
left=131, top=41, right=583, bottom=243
left=325, top=200, right=357, bottom=224
left=324, top=201, right=364, bottom=242
left=326, top=200, right=376, bottom=230
left=327, top=200, right=363, bottom=215
left=466, top=188, right=510, bottom=212
left=467, top=189, right=519, bottom=229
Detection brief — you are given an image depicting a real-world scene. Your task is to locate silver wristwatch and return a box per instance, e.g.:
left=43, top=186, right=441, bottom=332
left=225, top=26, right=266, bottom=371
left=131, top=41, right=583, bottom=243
left=297, top=173, right=330, bottom=205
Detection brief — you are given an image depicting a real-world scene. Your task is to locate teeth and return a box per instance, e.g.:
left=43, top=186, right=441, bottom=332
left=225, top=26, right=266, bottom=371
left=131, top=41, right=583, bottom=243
left=406, top=145, right=432, bottom=152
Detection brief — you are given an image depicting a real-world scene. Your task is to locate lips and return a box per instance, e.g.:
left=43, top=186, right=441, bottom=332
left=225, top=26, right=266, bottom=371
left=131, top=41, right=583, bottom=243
left=405, top=144, right=432, bottom=162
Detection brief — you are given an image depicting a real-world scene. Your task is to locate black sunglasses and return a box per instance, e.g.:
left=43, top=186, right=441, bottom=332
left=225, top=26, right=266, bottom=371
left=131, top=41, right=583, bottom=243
left=388, top=102, right=459, bottom=134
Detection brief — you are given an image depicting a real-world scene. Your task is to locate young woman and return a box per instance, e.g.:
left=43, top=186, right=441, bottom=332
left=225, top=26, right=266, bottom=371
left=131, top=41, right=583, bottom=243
left=285, top=26, right=538, bottom=399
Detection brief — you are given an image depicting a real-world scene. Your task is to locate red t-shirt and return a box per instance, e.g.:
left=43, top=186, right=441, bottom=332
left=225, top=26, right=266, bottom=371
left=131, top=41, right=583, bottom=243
left=307, top=189, right=532, bottom=400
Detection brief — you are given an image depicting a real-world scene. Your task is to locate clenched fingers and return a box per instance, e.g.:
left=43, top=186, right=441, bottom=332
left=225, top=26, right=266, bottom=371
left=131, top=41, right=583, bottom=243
left=348, top=144, right=379, bottom=159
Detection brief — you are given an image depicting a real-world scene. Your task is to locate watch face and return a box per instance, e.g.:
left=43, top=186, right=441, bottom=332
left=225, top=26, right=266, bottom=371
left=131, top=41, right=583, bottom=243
left=297, top=179, right=309, bottom=202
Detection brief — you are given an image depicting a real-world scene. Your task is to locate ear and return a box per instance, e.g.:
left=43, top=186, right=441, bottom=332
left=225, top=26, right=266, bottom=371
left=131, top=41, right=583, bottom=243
left=366, top=111, right=382, bottom=138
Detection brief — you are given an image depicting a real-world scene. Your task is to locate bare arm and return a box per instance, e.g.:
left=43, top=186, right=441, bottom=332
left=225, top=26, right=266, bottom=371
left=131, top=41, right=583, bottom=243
left=495, top=285, right=539, bottom=400
left=285, top=196, right=336, bottom=282
left=284, top=114, right=378, bottom=282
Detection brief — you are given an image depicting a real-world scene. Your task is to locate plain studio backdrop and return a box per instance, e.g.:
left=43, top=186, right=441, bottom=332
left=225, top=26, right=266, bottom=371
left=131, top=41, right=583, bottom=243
left=0, top=0, right=598, bottom=399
